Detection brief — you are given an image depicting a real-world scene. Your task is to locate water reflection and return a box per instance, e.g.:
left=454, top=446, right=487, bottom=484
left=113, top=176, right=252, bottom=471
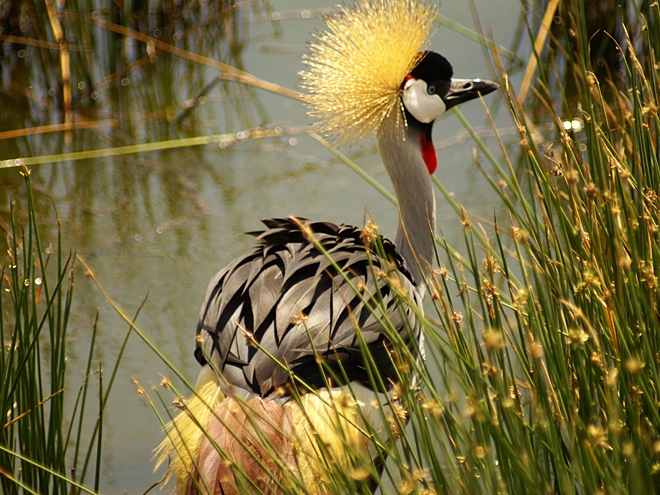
left=0, top=0, right=275, bottom=195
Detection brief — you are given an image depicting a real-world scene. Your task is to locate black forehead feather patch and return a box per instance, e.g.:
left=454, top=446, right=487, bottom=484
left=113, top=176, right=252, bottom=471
left=410, top=51, right=454, bottom=82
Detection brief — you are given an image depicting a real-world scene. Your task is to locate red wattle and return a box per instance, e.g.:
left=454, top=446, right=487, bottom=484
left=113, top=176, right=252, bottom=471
left=420, top=134, right=437, bottom=174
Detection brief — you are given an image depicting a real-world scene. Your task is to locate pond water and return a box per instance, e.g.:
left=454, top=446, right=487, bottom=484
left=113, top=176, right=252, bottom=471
left=1, top=0, right=528, bottom=492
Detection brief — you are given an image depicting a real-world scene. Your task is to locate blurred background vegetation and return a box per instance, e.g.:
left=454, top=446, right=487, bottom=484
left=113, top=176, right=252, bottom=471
left=2, top=0, right=660, bottom=494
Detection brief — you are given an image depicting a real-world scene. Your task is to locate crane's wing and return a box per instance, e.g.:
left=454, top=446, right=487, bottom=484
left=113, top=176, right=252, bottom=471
left=195, top=217, right=423, bottom=399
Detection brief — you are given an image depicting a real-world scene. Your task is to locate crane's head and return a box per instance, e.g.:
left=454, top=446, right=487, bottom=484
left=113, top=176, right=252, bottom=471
left=402, top=51, right=498, bottom=125
left=301, top=0, right=498, bottom=171
left=400, top=51, right=498, bottom=173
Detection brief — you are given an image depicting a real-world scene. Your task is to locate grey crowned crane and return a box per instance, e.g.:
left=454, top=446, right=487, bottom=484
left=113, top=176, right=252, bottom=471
left=155, top=1, right=497, bottom=493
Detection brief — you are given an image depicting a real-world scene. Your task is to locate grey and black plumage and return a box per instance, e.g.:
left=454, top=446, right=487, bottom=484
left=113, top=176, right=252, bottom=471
left=195, top=217, right=423, bottom=400
left=155, top=1, right=498, bottom=494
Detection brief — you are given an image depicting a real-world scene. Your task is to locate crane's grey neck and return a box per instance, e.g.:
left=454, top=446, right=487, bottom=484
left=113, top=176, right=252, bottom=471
left=377, top=126, right=436, bottom=291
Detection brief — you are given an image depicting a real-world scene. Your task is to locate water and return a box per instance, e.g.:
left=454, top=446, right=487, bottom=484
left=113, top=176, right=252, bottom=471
left=0, top=0, right=526, bottom=492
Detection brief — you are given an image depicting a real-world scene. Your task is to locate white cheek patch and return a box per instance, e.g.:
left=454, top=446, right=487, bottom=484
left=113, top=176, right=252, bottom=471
left=402, top=78, right=447, bottom=123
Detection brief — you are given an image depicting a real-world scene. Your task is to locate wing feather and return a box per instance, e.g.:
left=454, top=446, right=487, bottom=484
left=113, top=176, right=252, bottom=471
left=195, top=217, right=422, bottom=399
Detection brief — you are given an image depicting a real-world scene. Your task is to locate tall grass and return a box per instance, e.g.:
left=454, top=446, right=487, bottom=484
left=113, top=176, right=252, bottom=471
left=148, top=1, right=660, bottom=494
left=4, top=0, right=660, bottom=494
left=407, top=0, right=660, bottom=492
left=0, top=169, right=103, bottom=494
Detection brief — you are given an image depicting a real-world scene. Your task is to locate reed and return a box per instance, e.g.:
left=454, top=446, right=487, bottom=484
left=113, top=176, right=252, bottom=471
left=0, top=169, right=104, bottom=494
left=148, top=1, right=660, bottom=493
left=4, top=1, right=660, bottom=494
left=403, top=1, right=660, bottom=492
left=0, top=0, right=280, bottom=157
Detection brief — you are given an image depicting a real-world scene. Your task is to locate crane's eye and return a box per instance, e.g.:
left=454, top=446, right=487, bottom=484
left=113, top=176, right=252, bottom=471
left=427, top=84, right=437, bottom=95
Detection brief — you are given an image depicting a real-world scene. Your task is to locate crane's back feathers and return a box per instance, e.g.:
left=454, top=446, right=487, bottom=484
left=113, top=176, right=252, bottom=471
left=195, top=217, right=423, bottom=400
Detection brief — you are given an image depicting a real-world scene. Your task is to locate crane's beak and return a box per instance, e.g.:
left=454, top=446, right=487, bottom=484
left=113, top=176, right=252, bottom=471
left=442, top=78, right=499, bottom=110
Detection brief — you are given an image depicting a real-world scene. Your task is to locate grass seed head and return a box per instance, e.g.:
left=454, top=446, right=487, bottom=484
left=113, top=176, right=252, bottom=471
left=473, top=444, right=488, bottom=459
left=398, top=479, right=414, bottom=495
left=243, top=328, right=257, bottom=347
left=568, top=328, right=590, bottom=348
left=587, top=424, right=611, bottom=450
left=290, top=311, right=308, bottom=325
left=653, top=440, right=660, bottom=455
left=360, top=219, right=378, bottom=246
left=625, top=357, right=645, bottom=374
left=483, top=328, right=505, bottom=351
left=421, top=399, right=445, bottom=419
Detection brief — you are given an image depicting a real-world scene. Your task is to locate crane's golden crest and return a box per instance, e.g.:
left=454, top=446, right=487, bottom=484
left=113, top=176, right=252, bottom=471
left=301, top=0, right=437, bottom=146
